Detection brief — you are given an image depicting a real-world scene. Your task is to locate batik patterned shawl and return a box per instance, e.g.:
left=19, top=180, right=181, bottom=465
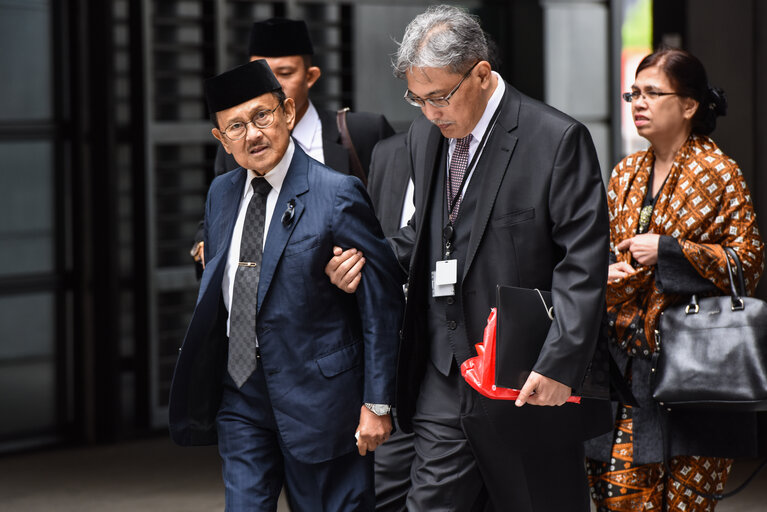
left=606, top=134, right=764, bottom=355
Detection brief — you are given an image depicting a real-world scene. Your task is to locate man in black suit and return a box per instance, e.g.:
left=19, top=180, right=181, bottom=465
left=192, top=17, right=394, bottom=266
left=367, top=133, right=413, bottom=238
left=327, top=5, right=611, bottom=511
left=368, top=34, right=509, bottom=511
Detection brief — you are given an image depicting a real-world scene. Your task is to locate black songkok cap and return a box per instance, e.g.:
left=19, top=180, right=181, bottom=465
left=248, top=18, right=314, bottom=57
left=204, top=59, right=282, bottom=114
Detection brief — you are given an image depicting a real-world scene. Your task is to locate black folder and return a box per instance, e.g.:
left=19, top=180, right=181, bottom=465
left=494, top=284, right=609, bottom=399
left=495, top=285, right=554, bottom=390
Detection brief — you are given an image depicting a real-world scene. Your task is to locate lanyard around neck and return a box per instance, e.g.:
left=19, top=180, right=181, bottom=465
left=446, top=106, right=503, bottom=220
left=442, top=105, right=503, bottom=258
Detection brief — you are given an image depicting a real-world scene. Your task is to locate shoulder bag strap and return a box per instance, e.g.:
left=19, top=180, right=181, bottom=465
left=724, top=246, right=747, bottom=298
left=336, top=107, right=367, bottom=186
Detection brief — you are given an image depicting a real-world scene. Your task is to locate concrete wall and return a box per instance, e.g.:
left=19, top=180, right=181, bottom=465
left=353, top=4, right=430, bottom=132
left=541, top=0, right=612, bottom=181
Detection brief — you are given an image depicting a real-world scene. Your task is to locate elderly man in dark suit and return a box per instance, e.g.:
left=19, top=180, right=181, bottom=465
left=365, top=131, right=416, bottom=512
left=169, top=59, right=403, bottom=512
left=192, top=18, right=394, bottom=267
left=326, top=5, right=611, bottom=511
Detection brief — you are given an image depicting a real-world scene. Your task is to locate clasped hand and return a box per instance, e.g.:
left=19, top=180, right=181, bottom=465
left=355, top=405, right=392, bottom=456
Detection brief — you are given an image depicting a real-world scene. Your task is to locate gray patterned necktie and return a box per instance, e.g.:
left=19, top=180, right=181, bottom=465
left=448, top=134, right=472, bottom=223
left=228, top=176, right=272, bottom=388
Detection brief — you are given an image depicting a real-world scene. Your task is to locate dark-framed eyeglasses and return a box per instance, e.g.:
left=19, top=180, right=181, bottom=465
left=404, top=61, right=480, bottom=108
left=622, top=90, right=680, bottom=103
left=222, top=101, right=283, bottom=141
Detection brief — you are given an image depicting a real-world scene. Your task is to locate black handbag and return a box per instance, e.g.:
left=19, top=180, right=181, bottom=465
left=651, top=247, right=767, bottom=410
left=651, top=247, right=767, bottom=501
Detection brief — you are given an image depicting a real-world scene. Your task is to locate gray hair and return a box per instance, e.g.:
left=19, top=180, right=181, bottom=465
left=393, top=5, right=488, bottom=79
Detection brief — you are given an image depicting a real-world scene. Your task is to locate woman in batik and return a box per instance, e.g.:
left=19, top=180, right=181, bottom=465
left=585, top=47, right=764, bottom=511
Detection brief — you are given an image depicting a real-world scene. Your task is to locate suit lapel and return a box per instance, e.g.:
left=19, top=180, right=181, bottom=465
left=318, top=108, right=350, bottom=174
left=382, top=145, right=412, bottom=235
left=463, top=86, right=520, bottom=281
left=413, top=124, right=445, bottom=250
left=257, top=149, right=309, bottom=312
left=197, top=169, right=246, bottom=302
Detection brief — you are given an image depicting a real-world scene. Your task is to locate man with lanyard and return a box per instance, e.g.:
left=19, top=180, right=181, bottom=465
left=325, top=5, right=611, bottom=510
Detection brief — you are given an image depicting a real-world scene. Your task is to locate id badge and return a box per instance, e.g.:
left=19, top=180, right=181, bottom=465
left=432, top=259, right=457, bottom=297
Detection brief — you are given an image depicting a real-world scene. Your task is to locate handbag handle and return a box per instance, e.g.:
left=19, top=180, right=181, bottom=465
left=685, top=248, right=745, bottom=314
left=724, top=247, right=745, bottom=310
left=684, top=294, right=699, bottom=314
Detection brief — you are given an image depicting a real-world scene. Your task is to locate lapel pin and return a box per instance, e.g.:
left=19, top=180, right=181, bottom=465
left=281, top=199, right=296, bottom=226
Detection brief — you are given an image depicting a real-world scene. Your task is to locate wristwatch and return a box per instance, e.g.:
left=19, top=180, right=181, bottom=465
left=364, top=403, right=391, bottom=416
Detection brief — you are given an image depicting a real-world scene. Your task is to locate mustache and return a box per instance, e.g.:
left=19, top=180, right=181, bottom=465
left=429, top=119, right=454, bottom=127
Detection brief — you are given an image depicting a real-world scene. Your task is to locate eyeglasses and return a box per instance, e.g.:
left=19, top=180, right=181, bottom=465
left=622, top=90, right=680, bottom=103
left=404, top=61, right=480, bottom=108
left=222, top=101, right=283, bottom=141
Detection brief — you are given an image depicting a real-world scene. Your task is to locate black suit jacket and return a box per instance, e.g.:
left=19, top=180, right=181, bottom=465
left=390, top=83, right=612, bottom=443
left=366, top=133, right=412, bottom=238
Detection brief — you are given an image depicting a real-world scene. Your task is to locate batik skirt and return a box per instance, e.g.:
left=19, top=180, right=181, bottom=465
left=586, top=405, right=732, bottom=511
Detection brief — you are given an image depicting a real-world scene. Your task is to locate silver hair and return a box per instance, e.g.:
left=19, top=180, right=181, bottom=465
left=393, top=5, right=488, bottom=79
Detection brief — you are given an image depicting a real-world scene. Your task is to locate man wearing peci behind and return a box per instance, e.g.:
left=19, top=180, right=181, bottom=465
left=169, top=59, right=403, bottom=511
left=326, top=5, right=612, bottom=511
left=191, top=17, right=394, bottom=268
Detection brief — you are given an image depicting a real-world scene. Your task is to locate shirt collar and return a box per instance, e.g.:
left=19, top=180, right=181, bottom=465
left=291, top=100, right=320, bottom=150
left=244, top=138, right=294, bottom=197
left=467, top=71, right=505, bottom=143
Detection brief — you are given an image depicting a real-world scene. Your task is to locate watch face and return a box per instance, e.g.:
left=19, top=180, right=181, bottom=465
left=366, top=403, right=390, bottom=416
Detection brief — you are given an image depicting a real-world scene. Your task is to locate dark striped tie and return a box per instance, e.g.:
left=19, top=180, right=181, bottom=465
left=448, top=134, right=472, bottom=223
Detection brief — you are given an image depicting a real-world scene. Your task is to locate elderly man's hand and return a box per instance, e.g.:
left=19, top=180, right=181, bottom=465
left=325, top=246, right=365, bottom=293
left=355, top=406, right=392, bottom=456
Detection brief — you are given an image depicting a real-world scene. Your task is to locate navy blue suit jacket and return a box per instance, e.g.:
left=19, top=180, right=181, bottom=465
left=169, top=144, right=404, bottom=464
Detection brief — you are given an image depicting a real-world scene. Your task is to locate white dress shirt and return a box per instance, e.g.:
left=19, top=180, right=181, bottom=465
left=446, top=71, right=506, bottom=197
left=399, top=179, right=415, bottom=229
left=222, top=139, right=295, bottom=336
left=291, top=101, right=324, bottom=163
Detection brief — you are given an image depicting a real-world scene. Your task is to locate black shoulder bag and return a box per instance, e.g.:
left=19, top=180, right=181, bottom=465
left=651, top=246, right=767, bottom=500
left=652, top=247, right=767, bottom=411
